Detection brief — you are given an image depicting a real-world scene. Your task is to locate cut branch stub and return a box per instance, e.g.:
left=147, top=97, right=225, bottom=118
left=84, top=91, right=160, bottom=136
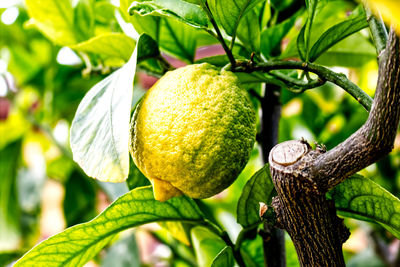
left=269, top=140, right=349, bottom=267
left=270, top=140, right=309, bottom=166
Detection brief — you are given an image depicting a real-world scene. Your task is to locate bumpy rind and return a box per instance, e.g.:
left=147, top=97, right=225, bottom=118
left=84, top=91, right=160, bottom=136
left=130, top=63, right=256, bottom=200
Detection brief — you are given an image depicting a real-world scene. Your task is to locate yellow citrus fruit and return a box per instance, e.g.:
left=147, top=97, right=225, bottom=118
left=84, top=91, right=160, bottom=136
left=130, top=63, right=256, bottom=201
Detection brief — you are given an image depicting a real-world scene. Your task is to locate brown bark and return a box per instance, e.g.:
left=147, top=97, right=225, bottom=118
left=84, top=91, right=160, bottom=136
left=312, top=29, right=400, bottom=192
left=268, top=29, right=400, bottom=266
left=269, top=140, right=349, bottom=266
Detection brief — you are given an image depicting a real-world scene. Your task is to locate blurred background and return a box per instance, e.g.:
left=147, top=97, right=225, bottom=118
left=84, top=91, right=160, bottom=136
left=1, top=0, right=399, bottom=266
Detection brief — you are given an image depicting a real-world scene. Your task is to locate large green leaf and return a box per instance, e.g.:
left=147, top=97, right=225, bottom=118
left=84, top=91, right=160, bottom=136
left=159, top=17, right=199, bottom=62
left=261, top=14, right=297, bottom=58
left=25, top=0, right=78, bottom=45
left=236, top=9, right=260, bottom=53
left=70, top=34, right=159, bottom=182
left=71, top=33, right=136, bottom=61
left=0, top=140, right=21, bottom=251
left=282, top=2, right=376, bottom=67
left=191, top=226, right=228, bottom=267
left=314, top=33, right=376, bottom=67
left=126, top=1, right=205, bottom=62
left=309, top=15, right=368, bottom=62
left=208, top=0, right=264, bottom=36
left=15, top=186, right=204, bottom=266
left=237, top=164, right=274, bottom=228
left=211, top=246, right=234, bottom=267
left=129, top=0, right=208, bottom=28
left=328, top=175, right=400, bottom=238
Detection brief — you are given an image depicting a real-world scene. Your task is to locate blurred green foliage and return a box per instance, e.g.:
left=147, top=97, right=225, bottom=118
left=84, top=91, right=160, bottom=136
left=1, top=0, right=399, bottom=266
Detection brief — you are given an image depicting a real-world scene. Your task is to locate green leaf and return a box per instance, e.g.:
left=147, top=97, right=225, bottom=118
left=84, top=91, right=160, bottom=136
left=208, top=0, right=264, bottom=36
left=74, top=0, right=94, bottom=40
left=298, top=0, right=318, bottom=61
left=237, top=164, right=274, bottom=228
left=211, top=246, right=234, bottom=267
left=261, top=13, right=297, bottom=58
left=71, top=33, right=136, bottom=62
left=191, top=226, right=227, bottom=267
left=129, top=0, right=209, bottom=28
left=159, top=17, right=198, bottom=62
left=240, top=236, right=265, bottom=267
left=94, top=2, right=116, bottom=24
left=236, top=9, right=260, bottom=53
left=127, top=157, right=150, bottom=191
left=297, top=24, right=307, bottom=61
left=126, top=3, right=201, bottom=62
left=25, top=0, right=77, bottom=45
left=328, top=175, right=400, bottom=238
left=0, top=140, right=21, bottom=251
left=70, top=34, right=159, bottom=183
left=158, top=221, right=192, bottom=245
left=195, top=55, right=230, bottom=66
left=309, top=15, right=368, bottom=62
left=125, top=5, right=162, bottom=41
left=15, top=186, right=204, bottom=266
left=270, top=0, right=295, bottom=11
left=314, top=32, right=376, bottom=67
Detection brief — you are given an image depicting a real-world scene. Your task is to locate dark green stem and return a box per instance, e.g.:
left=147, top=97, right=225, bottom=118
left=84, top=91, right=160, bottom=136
left=234, top=224, right=259, bottom=251
left=156, top=54, right=175, bottom=72
left=201, top=2, right=236, bottom=68
left=270, top=71, right=325, bottom=92
left=234, top=60, right=373, bottom=111
left=363, top=0, right=388, bottom=56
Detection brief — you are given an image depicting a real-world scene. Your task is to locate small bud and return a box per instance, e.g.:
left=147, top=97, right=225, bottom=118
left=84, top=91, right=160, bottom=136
left=259, top=202, right=268, bottom=218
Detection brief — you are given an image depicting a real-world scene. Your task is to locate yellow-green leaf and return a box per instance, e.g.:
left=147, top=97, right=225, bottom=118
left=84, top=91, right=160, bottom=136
left=71, top=33, right=136, bottom=61
left=25, top=0, right=77, bottom=45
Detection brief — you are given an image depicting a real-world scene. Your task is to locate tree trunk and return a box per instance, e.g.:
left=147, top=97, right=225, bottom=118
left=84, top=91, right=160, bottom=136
left=269, top=140, right=349, bottom=266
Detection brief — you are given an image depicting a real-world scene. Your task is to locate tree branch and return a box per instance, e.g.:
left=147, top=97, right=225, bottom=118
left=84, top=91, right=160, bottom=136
left=312, top=28, right=400, bottom=191
left=234, top=60, right=373, bottom=111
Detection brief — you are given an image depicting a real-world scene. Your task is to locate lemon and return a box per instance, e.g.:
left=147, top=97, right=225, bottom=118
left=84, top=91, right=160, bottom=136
left=130, top=63, right=256, bottom=201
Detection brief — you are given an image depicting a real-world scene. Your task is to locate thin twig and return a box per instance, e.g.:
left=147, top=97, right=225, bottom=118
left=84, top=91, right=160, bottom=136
left=270, top=71, right=325, bottom=93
